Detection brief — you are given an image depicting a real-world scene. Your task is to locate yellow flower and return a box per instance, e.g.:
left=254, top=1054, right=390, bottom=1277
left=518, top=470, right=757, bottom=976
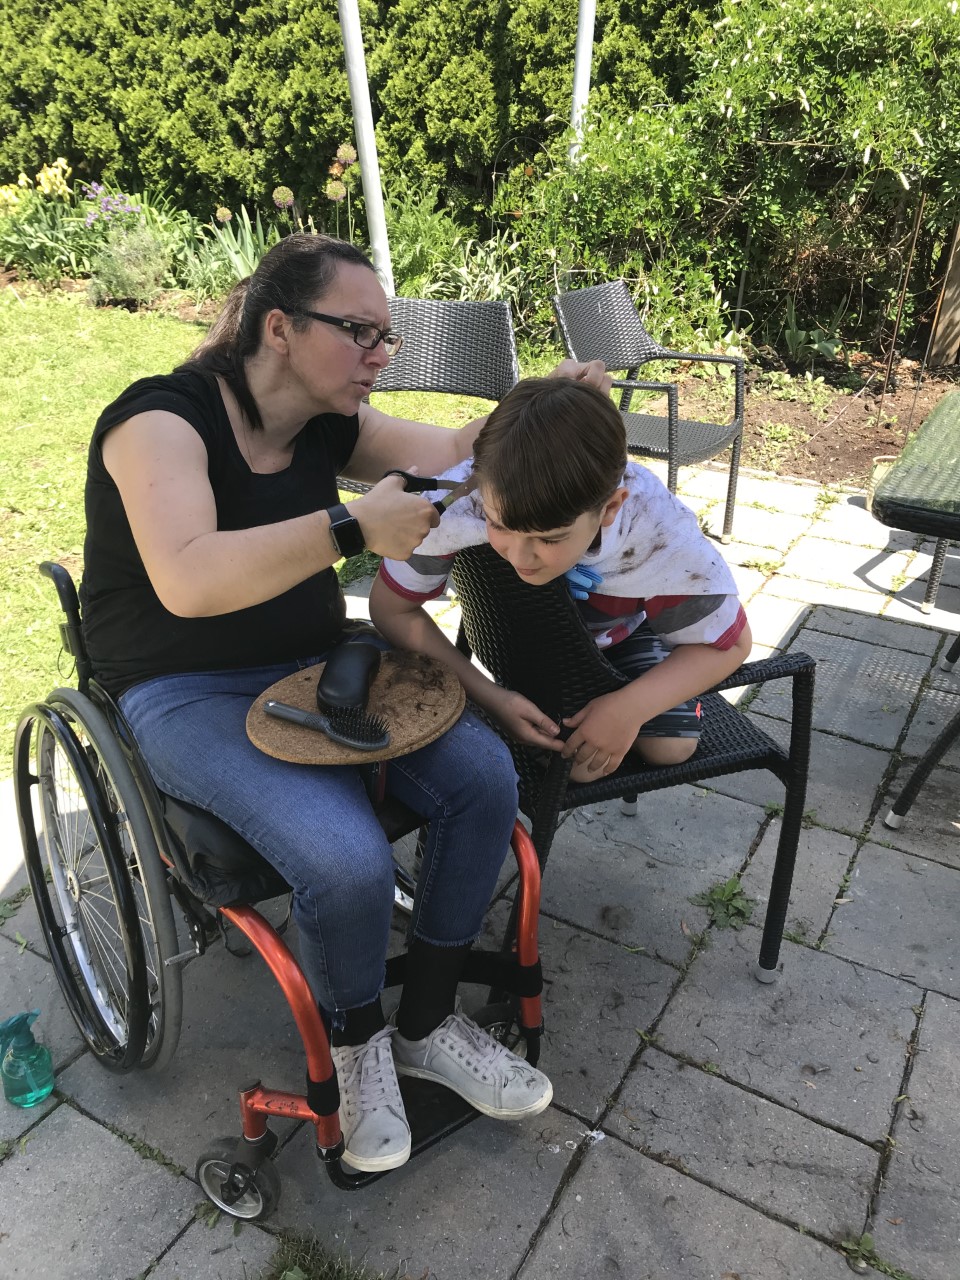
left=17, top=173, right=30, bottom=188
left=35, top=161, right=72, bottom=198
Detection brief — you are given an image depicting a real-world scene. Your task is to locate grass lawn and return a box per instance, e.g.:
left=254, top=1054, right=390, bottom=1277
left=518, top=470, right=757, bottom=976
left=2, top=289, right=204, bottom=752
left=1, top=287, right=558, bottom=764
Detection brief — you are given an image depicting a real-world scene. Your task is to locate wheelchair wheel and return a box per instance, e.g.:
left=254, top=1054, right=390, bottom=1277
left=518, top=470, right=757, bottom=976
left=15, top=703, right=147, bottom=1069
left=44, top=689, right=183, bottom=1071
left=14, top=693, right=180, bottom=1070
left=196, top=1139, right=281, bottom=1221
left=473, top=1001, right=538, bottom=1065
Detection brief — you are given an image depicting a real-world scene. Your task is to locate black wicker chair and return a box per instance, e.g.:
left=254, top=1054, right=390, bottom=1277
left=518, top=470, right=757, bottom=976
left=552, top=279, right=745, bottom=542
left=339, top=297, right=520, bottom=494
left=451, top=544, right=816, bottom=982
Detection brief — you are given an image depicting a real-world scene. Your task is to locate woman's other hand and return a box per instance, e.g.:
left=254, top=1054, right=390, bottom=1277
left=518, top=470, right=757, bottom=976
left=547, top=358, right=612, bottom=396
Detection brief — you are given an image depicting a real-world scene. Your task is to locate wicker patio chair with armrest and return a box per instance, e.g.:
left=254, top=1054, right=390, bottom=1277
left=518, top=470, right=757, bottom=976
left=339, top=297, right=520, bottom=494
left=552, top=279, right=745, bottom=542
left=450, top=543, right=815, bottom=982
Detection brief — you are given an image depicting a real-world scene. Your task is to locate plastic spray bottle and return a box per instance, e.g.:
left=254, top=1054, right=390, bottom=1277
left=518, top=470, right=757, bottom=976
left=0, top=1010, right=55, bottom=1108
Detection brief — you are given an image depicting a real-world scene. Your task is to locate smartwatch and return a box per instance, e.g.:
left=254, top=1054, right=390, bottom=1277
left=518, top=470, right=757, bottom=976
left=326, top=503, right=366, bottom=559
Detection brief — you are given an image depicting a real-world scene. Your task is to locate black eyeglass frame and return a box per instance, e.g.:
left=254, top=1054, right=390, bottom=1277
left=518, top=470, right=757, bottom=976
left=283, top=308, right=403, bottom=356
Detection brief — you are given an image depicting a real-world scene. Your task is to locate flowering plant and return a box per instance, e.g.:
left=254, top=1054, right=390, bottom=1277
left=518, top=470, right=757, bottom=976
left=79, top=182, right=143, bottom=230
left=324, top=141, right=359, bottom=241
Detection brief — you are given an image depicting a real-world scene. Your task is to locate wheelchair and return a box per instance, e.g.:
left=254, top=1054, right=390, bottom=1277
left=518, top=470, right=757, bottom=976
left=13, top=562, right=545, bottom=1220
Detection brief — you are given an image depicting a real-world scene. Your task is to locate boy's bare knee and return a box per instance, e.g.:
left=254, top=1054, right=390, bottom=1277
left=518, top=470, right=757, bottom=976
left=634, top=737, right=698, bottom=767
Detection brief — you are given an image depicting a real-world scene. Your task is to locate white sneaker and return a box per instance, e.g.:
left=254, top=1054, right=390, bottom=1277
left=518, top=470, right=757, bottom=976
left=332, top=1027, right=411, bottom=1172
left=393, top=1013, right=553, bottom=1119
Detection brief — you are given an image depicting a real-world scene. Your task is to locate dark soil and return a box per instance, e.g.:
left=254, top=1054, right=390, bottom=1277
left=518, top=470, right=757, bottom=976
left=682, top=352, right=960, bottom=488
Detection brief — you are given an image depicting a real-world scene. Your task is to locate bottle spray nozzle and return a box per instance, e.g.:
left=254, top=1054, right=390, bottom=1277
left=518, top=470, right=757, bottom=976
left=0, top=1010, right=41, bottom=1056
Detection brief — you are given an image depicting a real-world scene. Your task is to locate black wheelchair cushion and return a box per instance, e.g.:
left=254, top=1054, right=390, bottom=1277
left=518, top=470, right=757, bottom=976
left=160, top=794, right=291, bottom=907
left=159, top=792, right=425, bottom=909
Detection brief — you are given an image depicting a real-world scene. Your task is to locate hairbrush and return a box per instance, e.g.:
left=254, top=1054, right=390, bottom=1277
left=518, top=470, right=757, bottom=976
left=264, top=700, right=390, bottom=751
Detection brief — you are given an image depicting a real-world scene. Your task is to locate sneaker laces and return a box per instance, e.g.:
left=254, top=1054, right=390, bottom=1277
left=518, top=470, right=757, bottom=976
left=443, top=1014, right=524, bottom=1081
left=337, top=1027, right=403, bottom=1116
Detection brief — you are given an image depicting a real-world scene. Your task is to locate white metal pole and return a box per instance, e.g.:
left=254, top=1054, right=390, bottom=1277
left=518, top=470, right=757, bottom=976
left=338, top=0, right=395, bottom=294
left=568, top=0, right=597, bottom=164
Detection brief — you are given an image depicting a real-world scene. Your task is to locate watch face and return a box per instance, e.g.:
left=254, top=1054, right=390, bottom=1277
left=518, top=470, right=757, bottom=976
left=332, top=515, right=365, bottom=559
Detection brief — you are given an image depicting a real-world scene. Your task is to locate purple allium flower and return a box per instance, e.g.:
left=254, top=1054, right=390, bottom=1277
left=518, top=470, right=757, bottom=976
left=272, top=185, right=295, bottom=209
left=335, top=142, right=357, bottom=167
left=215, top=206, right=232, bottom=223
left=325, top=179, right=347, bottom=203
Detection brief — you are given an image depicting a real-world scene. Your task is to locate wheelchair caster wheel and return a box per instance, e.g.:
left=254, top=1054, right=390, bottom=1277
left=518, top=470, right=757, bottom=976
left=196, top=1138, right=281, bottom=1221
left=472, top=1002, right=540, bottom=1065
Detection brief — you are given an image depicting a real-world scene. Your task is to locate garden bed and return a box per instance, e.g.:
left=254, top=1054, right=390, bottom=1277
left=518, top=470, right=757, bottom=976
left=679, top=353, right=960, bottom=487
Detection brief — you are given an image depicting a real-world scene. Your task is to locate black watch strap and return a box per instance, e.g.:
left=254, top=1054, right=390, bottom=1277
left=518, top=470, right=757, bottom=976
left=326, top=503, right=366, bottom=559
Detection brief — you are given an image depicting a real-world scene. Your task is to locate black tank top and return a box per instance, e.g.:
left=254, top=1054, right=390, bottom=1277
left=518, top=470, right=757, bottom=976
left=80, top=370, right=360, bottom=695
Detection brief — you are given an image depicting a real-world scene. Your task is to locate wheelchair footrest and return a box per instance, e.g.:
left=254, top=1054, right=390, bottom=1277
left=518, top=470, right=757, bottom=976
left=325, top=1076, right=480, bottom=1190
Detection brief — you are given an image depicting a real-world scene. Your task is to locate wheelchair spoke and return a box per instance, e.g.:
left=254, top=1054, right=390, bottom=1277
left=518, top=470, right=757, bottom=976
left=78, top=895, right=127, bottom=981
left=77, top=902, right=130, bottom=1024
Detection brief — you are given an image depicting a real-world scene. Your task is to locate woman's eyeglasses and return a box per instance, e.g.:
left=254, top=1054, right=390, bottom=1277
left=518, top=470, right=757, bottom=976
left=285, top=308, right=403, bottom=357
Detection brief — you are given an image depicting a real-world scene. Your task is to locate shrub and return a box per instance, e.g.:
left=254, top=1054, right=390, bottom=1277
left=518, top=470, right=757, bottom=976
left=384, top=175, right=461, bottom=296
left=0, top=0, right=353, bottom=215
left=88, top=224, right=171, bottom=305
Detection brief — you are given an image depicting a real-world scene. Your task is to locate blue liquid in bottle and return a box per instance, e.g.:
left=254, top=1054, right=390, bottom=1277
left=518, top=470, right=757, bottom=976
left=0, top=1011, right=55, bottom=1108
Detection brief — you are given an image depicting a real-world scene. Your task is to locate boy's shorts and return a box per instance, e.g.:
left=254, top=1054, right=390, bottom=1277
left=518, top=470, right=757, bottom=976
left=605, top=622, right=703, bottom=739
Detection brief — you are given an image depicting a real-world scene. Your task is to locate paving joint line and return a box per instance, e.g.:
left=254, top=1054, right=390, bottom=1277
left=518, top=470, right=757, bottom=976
left=600, top=1122, right=874, bottom=1266
left=636, top=1042, right=887, bottom=1154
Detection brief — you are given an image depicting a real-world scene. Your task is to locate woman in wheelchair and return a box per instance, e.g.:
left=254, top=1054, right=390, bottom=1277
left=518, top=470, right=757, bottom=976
left=74, top=234, right=614, bottom=1174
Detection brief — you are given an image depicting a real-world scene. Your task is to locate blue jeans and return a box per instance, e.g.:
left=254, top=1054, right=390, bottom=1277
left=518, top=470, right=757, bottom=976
left=119, top=660, right=519, bottom=1020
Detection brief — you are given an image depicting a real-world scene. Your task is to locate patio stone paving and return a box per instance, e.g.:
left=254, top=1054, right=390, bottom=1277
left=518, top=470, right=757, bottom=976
left=3, top=461, right=959, bottom=1280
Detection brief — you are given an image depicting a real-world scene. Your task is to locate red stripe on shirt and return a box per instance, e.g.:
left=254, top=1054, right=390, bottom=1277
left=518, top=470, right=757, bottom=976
left=586, top=592, right=643, bottom=617
left=643, top=594, right=686, bottom=621
left=713, top=604, right=748, bottom=651
left=377, top=563, right=447, bottom=604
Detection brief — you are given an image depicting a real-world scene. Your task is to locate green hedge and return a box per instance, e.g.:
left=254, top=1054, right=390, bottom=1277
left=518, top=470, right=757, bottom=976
left=0, top=0, right=681, bottom=216
left=0, top=0, right=355, bottom=213
left=2, top=0, right=958, bottom=350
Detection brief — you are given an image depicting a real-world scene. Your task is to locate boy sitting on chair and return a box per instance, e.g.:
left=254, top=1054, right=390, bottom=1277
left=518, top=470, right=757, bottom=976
left=369, top=377, right=751, bottom=781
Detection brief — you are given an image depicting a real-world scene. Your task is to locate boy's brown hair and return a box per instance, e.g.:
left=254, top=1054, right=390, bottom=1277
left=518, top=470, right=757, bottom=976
left=472, top=377, right=627, bottom=531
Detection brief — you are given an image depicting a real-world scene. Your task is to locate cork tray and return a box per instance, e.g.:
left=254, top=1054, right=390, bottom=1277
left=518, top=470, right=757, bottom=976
left=246, top=651, right=466, bottom=765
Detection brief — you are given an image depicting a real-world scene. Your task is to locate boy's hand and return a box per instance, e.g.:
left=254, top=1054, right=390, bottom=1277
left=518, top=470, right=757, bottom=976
left=561, top=690, right=641, bottom=775
left=483, top=686, right=564, bottom=751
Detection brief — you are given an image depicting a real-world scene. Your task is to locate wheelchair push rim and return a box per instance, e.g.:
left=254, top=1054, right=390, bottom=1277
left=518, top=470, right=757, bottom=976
left=14, top=703, right=149, bottom=1069
left=45, top=687, right=183, bottom=1070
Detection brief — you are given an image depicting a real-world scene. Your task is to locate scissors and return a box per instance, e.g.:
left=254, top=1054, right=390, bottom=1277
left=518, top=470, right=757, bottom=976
left=383, top=469, right=478, bottom=514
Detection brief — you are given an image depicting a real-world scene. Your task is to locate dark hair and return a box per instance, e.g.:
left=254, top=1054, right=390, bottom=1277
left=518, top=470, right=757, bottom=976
left=472, top=378, right=627, bottom=531
left=177, top=234, right=377, bottom=432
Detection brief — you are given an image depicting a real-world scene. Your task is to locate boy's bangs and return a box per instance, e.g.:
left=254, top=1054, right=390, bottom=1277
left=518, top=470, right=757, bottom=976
left=485, top=446, right=599, bottom=532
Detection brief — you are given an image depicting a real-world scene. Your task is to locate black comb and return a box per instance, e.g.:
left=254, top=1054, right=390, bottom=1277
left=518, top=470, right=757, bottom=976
left=264, top=700, right=390, bottom=751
